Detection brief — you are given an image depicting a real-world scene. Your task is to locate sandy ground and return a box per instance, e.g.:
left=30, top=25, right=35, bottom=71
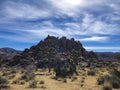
left=6, top=69, right=104, bottom=90
left=3, top=67, right=120, bottom=90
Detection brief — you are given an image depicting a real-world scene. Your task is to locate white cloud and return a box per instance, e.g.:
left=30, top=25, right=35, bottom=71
left=85, top=46, right=120, bottom=52
left=48, top=0, right=109, bottom=17
left=77, top=36, right=109, bottom=42
left=49, top=0, right=82, bottom=17
left=81, top=13, right=120, bottom=35
left=0, top=19, right=118, bottom=43
left=3, top=1, right=51, bottom=20
left=82, top=14, right=94, bottom=29
left=91, top=21, right=119, bottom=35
left=0, top=0, right=120, bottom=46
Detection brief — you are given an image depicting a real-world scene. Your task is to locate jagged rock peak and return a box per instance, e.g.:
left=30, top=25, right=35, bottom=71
left=11, top=35, right=97, bottom=67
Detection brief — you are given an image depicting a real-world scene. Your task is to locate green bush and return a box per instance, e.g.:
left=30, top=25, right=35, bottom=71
left=0, top=76, right=9, bottom=89
left=97, top=76, right=105, bottom=85
left=98, top=75, right=120, bottom=89
left=12, top=80, right=19, bottom=84
left=54, top=61, right=76, bottom=78
left=97, top=75, right=110, bottom=85
left=112, top=69, right=120, bottom=78
left=63, top=79, right=67, bottom=83
left=20, top=72, right=35, bottom=81
left=29, top=80, right=37, bottom=88
left=111, top=81, right=120, bottom=89
left=109, top=76, right=120, bottom=89
left=103, top=86, right=112, bottom=90
left=71, top=76, right=77, bottom=82
left=87, top=70, right=96, bottom=76
left=39, top=80, right=44, bottom=84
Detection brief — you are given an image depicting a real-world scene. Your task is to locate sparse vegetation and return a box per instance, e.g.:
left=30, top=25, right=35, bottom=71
left=98, top=75, right=120, bottom=89
left=116, top=53, right=120, bottom=62
left=54, top=61, right=76, bottom=78
left=0, top=76, right=9, bottom=89
left=0, top=36, right=119, bottom=90
left=12, top=80, right=19, bottom=84
left=29, top=80, right=37, bottom=88
left=87, top=69, right=96, bottom=76
left=20, top=66, right=35, bottom=81
left=71, top=76, right=77, bottom=82
left=39, top=80, right=44, bottom=84
left=103, top=86, right=112, bottom=90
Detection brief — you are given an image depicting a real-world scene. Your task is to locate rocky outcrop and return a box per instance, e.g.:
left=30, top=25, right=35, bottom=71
left=11, top=35, right=98, bottom=67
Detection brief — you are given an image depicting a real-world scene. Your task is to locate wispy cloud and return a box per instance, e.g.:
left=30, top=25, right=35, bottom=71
left=0, top=0, right=120, bottom=51
left=77, top=36, right=109, bottom=42
left=85, top=46, right=120, bottom=52
left=3, top=1, right=51, bottom=20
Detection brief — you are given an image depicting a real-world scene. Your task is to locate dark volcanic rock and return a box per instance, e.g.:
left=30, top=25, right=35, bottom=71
left=11, top=35, right=97, bottom=67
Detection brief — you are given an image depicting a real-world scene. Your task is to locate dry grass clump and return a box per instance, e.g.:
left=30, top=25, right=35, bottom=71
left=71, top=76, right=77, bottom=82
left=12, top=80, right=19, bottom=84
left=29, top=80, right=38, bottom=88
left=103, top=81, right=112, bottom=90
left=63, top=78, right=67, bottom=83
left=20, top=69, right=35, bottom=82
left=87, top=69, right=96, bottom=76
left=8, top=74, right=15, bottom=79
left=39, top=80, right=45, bottom=84
left=40, top=85, right=46, bottom=89
left=0, top=76, right=9, bottom=89
left=97, top=75, right=120, bottom=89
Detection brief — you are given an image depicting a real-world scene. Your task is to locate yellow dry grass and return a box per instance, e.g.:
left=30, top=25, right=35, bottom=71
left=0, top=67, right=117, bottom=90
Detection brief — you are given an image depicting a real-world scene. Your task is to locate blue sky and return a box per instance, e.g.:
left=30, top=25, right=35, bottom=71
left=0, top=0, right=120, bottom=52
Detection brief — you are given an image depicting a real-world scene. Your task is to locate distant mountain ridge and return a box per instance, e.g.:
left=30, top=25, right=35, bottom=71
left=96, top=52, right=118, bottom=61
left=0, top=47, right=22, bottom=59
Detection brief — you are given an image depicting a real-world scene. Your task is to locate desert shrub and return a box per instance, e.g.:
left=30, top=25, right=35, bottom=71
left=82, top=77, right=85, bottom=80
left=2, top=72, right=10, bottom=76
left=20, top=65, right=35, bottom=81
left=63, top=79, right=67, bottom=83
left=0, top=77, right=8, bottom=84
left=81, top=80, right=84, bottom=83
left=103, top=81, right=112, bottom=90
left=116, top=53, right=120, bottom=62
left=109, top=76, right=120, bottom=89
left=10, top=68, right=17, bottom=74
left=97, top=75, right=109, bottom=85
left=39, top=80, right=44, bottom=84
left=20, top=74, right=28, bottom=81
left=71, top=76, right=77, bottom=82
left=12, top=80, right=19, bottom=84
left=103, top=86, right=112, bottom=90
left=98, top=75, right=120, bottom=89
left=51, top=76, right=58, bottom=80
left=54, top=61, right=76, bottom=78
left=19, top=80, right=25, bottom=85
left=20, top=70, right=35, bottom=81
left=87, top=70, right=96, bottom=76
left=0, top=76, right=9, bottom=89
left=97, top=76, right=105, bottom=85
left=82, top=73, right=86, bottom=76
left=80, top=84, right=84, bottom=87
left=73, top=76, right=77, bottom=80
left=8, top=74, right=15, bottom=79
left=112, top=68, right=120, bottom=78
left=29, top=80, right=37, bottom=88
left=111, top=81, right=120, bottom=89
left=41, top=85, right=46, bottom=89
